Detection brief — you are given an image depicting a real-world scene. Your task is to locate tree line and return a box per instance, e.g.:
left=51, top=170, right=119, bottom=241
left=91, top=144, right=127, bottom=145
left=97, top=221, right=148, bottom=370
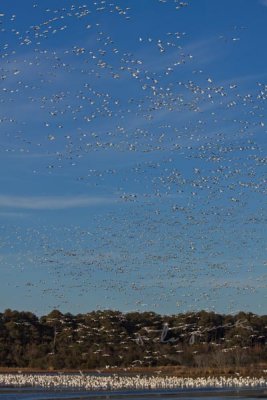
left=0, top=308, right=266, bottom=369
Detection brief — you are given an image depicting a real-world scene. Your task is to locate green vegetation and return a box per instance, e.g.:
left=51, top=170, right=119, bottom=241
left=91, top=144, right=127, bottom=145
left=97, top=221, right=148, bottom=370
left=0, top=309, right=266, bottom=370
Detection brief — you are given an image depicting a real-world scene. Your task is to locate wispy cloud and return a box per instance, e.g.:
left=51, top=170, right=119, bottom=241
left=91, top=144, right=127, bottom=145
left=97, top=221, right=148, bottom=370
left=259, top=0, right=267, bottom=6
left=0, top=195, right=116, bottom=210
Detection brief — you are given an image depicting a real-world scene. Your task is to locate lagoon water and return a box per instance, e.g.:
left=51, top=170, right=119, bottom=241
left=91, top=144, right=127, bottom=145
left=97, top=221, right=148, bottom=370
left=0, top=387, right=265, bottom=400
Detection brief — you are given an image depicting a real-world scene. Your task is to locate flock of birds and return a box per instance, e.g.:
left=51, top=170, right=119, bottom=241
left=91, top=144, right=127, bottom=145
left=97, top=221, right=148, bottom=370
left=43, top=311, right=266, bottom=366
left=0, top=0, right=266, bottom=314
left=0, top=372, right=266, bottom=391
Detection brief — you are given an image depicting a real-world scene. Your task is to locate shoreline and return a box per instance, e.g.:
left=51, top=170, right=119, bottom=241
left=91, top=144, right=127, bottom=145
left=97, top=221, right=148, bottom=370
left=0, top=365, right=267, bottom=376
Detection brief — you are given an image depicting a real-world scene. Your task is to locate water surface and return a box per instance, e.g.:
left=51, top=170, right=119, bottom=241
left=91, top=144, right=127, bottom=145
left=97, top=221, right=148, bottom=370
left=0, top=387, right=266, bottom=400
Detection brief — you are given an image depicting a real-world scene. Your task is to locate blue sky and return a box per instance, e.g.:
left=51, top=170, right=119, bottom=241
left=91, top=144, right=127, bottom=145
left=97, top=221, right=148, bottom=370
left=0, top=0, right=266, bottom=316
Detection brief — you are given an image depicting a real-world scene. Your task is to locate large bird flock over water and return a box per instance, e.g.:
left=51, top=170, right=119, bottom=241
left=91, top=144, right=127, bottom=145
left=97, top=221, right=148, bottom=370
left=0, top=372, right=267, bottom=391
left=0, top=0, right=266, bottom=315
